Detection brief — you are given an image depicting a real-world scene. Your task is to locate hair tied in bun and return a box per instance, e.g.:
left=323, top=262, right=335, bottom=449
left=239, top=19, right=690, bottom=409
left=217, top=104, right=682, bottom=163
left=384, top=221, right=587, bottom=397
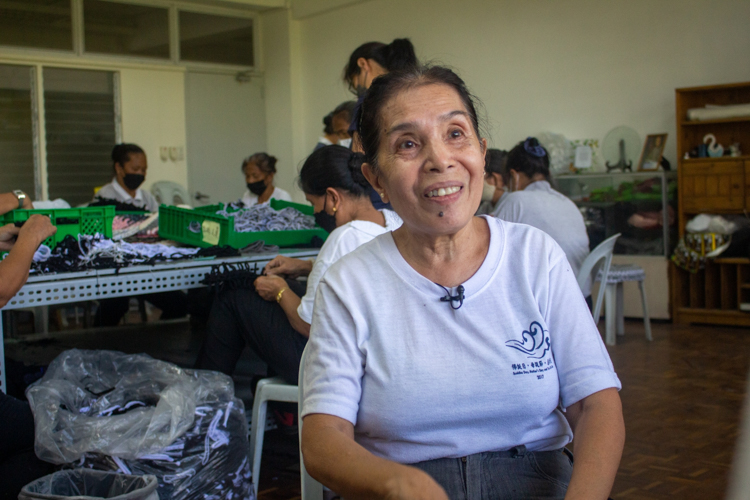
left=523, top=137, right=546, bottom=158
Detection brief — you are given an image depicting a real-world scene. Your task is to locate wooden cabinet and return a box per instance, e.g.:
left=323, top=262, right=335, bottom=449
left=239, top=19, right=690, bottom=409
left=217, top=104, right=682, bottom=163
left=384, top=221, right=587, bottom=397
left=680, top=160, right=745, bottom=212
left=672, top=82, right=750, bottom=326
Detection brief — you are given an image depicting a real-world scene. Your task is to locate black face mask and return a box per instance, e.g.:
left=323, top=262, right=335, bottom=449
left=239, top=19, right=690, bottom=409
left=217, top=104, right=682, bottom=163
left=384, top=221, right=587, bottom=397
left=247, top=180, right=267, bottom=196
left=314, top=195, right=338, bottom=233
left=123, top=174, right=145, bottom=190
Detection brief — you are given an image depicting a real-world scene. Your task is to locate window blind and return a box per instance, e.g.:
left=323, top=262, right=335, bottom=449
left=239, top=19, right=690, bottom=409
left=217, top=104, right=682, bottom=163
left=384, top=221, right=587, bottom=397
left=0, top=64, right=35, bottom=197
left=44, top=68, right=116, bottom=206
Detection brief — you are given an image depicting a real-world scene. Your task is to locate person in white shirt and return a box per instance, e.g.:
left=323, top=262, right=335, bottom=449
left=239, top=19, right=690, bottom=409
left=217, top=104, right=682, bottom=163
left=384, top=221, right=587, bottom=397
left=196, top=145, right=400, bottom=384
left=92, top=144, right=159, bottom=212
left=314, top=101, right=356, bottom=151
left=300, top=66, right=624, bottom=500
left=240, top=153, right=292, bottom=207
left=92, top=144, right=186, bottom=326
left=494, top=137, right=592, bottom=302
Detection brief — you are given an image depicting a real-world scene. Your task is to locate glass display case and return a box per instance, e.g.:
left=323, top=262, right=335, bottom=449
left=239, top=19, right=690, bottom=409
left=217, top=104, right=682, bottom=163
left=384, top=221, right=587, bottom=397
left=554, top=171, right=678, bottom=256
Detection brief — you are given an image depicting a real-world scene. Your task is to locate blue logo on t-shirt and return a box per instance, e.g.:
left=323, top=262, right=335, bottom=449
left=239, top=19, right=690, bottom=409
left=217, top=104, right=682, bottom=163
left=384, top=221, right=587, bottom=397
left=506, top=321, right=551, bottom=359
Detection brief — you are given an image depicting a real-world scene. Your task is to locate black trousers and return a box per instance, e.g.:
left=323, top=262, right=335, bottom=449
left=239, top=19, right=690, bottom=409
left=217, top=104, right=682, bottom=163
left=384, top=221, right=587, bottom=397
left=94, top=291, right=189, bottom=327
left=0, top=392, right=53, bottom=499
left=195, top=279, right=307, bottom=385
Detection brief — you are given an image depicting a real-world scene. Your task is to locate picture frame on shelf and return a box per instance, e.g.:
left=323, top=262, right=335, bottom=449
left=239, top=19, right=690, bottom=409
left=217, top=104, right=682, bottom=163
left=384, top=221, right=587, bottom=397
left=637, top=133, right=668, bottom=171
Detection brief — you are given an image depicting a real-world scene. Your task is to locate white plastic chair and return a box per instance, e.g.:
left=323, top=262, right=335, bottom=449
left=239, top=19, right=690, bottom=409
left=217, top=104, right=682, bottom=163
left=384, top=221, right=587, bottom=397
left=577, top=233, right=620, bottom=323
left=150, top=181, right=190, bottom=206
left=247, top=346, right=323, bottom=500
left=248, top=376, right=298, bottom=499
left=596, top=264, right=653, bottom=346
left=298, top=346, right=325, bottom=500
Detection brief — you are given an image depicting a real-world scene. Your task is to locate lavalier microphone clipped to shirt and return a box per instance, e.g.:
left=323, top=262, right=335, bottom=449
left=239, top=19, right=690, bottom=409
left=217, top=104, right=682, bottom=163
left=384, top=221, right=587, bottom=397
left=437, top=284, right=465, bottom=310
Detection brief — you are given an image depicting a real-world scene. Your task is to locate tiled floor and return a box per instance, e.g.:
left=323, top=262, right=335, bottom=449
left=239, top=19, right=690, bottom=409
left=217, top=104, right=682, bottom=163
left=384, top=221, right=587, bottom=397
left=5, top=316, right=750, bottom=499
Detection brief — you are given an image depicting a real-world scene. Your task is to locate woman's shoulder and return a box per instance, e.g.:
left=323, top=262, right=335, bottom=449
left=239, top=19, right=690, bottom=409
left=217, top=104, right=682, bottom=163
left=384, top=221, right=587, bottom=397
left=321, top=232, right=391, bottom=282
left=485, top=216, right=566, bottom=262
left=272, top=187, right=293, bottom=201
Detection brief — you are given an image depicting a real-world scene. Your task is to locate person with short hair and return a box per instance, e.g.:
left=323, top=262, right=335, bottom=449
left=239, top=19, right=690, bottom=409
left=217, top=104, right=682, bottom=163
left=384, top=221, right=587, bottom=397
left=315, top=101, right=357, bottom=151
left=476, top=148, right=508, bottom=215
left=92, top=145, right=187, bottom=326
left=93, top=144, right=158, bottom=212
left=300, top=66, right=624, bottom=500
left=495, top=137, right=592, bottom=300
left=240, top=152, right=292, bottom=207
left=197, top=145, right=400, bottom=383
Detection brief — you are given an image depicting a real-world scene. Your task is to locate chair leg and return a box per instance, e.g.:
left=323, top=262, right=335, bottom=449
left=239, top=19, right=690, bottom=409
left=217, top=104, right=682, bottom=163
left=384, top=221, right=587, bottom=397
left=616, top=282, right=625, bottom=336
left=638, top=280, right=652, bottom=341
left=250, top=390, right=269, bottom=499
left=605, top=283, right=616, bottom=346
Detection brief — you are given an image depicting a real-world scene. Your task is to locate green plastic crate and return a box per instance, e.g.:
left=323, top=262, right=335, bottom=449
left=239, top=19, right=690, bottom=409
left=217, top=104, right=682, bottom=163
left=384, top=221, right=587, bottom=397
left=158, top=199, right=328, bottom=248
left=0, top=206, right=115, bottom=249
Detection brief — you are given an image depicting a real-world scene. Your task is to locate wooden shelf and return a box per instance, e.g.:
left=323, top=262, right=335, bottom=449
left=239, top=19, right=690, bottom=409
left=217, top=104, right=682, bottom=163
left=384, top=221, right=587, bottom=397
left=714, top=257, right=750, bottom=264
left=673, top=81, right=750, bottom=326
left=681, top=116, right=750, bottom=126
left=681, top=155, right=750, bottom=163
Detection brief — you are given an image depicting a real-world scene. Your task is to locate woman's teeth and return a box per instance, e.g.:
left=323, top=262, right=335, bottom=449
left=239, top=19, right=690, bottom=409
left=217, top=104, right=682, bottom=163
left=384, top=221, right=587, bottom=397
left=427, top=186, right=461, bottom=198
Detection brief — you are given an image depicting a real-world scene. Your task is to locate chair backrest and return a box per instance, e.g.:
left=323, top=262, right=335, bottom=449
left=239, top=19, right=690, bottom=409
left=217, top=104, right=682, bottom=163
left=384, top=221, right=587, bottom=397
left=298, top=346, right=325, bottom=500
left=577, top=233, right=620, bottom=321
left=150, top=181, right=191, bottom=207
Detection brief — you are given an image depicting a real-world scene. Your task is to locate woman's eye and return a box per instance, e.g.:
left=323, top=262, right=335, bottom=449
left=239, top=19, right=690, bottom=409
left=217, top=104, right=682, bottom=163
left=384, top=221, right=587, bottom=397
left=399, top=140, right=416, bottom=150
left=450, top=129, right=464, bottom=139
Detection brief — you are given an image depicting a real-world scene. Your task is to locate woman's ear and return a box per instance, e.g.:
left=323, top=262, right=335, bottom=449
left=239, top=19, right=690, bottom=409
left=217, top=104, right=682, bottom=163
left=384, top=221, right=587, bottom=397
left=357, top=57, right=369, bottom=72
left=480, top=137, right=487, bottom=153
left=326, top=187, right=341, bottom=212
left=361, top=163, right=386, bottom=200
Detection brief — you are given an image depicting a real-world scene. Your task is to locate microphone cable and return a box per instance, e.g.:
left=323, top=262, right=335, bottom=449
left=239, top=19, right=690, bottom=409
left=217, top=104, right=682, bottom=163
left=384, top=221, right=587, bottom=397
left=437, top=283, right=465, bottom=310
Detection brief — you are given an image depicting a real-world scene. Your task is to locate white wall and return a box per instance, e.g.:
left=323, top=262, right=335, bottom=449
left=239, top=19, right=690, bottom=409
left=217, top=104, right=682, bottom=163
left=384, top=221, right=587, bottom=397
left=185, top=71, right=267, bottom=205
left=119, top=67, right=188, bottom=191
left=260, top=8, right=308, bottom=202
left=294, top=0, right=750, bottom=168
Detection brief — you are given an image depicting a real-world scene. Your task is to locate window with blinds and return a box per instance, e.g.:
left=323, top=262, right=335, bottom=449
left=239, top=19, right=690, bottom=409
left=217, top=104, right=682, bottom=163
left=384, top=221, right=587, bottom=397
left=43, top=68, right=117, bottom=206
left=0, top=64, right=36, bottom=198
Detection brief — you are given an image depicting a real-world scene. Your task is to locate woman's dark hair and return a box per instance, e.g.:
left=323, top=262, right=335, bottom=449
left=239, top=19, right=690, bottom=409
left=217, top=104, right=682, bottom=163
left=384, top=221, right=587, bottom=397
left=323, top=112, right=335, bottom=135
left=358, top=65, right=482, bottom=170
left=241, top=152, right=278, bottom=174
left=505, top=137, right=551, bottom=181
left=298, top=145, right=370, bottom=198
left=343, top=38, right=418, bottom=92
left=111, top=143, right=144, bottom=168
left=332, top=100, right=357, bottom=123
left=485, top=149, right=509, bottom=183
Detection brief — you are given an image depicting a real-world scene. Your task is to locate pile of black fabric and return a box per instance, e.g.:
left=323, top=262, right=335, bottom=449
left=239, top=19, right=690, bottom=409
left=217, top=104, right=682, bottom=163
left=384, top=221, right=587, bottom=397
left=31, top=235, right=239, bottom=274
left=73, top=400, right=253, bottom=500
left=201, top=262, right=261, bottom=295
left=88, top=198, right=147, bottom=212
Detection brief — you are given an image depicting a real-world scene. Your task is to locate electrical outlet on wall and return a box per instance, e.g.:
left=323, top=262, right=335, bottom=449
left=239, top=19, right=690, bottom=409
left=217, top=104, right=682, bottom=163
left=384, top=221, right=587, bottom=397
left=160, top=147, right=169, bottom=162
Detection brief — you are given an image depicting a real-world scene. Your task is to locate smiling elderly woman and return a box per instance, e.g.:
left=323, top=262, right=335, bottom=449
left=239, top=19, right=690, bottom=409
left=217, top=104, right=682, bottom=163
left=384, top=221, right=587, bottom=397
left=300, top=66, right=625, bottom=500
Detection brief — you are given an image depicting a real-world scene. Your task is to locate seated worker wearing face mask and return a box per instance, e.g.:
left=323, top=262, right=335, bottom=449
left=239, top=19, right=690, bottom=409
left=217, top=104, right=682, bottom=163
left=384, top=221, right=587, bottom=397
left=93, top=144, right=159, bottom=212
left=314, top=101, right=356, bottom=151
left=92, top=143, right=187, bottom=327
left=240, top=153, right=292, bottom=207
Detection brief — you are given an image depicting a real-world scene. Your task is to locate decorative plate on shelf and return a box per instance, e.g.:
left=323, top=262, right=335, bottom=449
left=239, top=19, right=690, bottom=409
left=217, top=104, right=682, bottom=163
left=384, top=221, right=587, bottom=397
left=602, top=126, right=641, bottom=171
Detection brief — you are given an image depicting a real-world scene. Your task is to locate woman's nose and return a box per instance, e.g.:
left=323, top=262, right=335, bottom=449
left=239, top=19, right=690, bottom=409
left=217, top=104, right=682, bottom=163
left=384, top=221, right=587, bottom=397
left=424, top=140, right=453, bottom=172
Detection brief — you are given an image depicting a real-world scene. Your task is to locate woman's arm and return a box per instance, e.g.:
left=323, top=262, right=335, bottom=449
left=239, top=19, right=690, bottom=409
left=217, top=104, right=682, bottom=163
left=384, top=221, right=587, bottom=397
left=302, top=413, right=449, bottom=500
left=0, top=216, right=56, bottom=308
left=253, top=275, right=310, bottom=337
left=563, top=387, right=625, bottom=500
left=263, top=255, right=314, bottom=279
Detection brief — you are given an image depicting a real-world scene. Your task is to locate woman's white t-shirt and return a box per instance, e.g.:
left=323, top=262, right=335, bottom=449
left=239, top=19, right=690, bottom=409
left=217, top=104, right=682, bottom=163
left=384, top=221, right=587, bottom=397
left=296, top=209, right=401, bottom=325
left=241, top=186, right=292, bottom=207
left=302, top=216, right=620, bottom=464
left=494, top=180, right=591, bottom=296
